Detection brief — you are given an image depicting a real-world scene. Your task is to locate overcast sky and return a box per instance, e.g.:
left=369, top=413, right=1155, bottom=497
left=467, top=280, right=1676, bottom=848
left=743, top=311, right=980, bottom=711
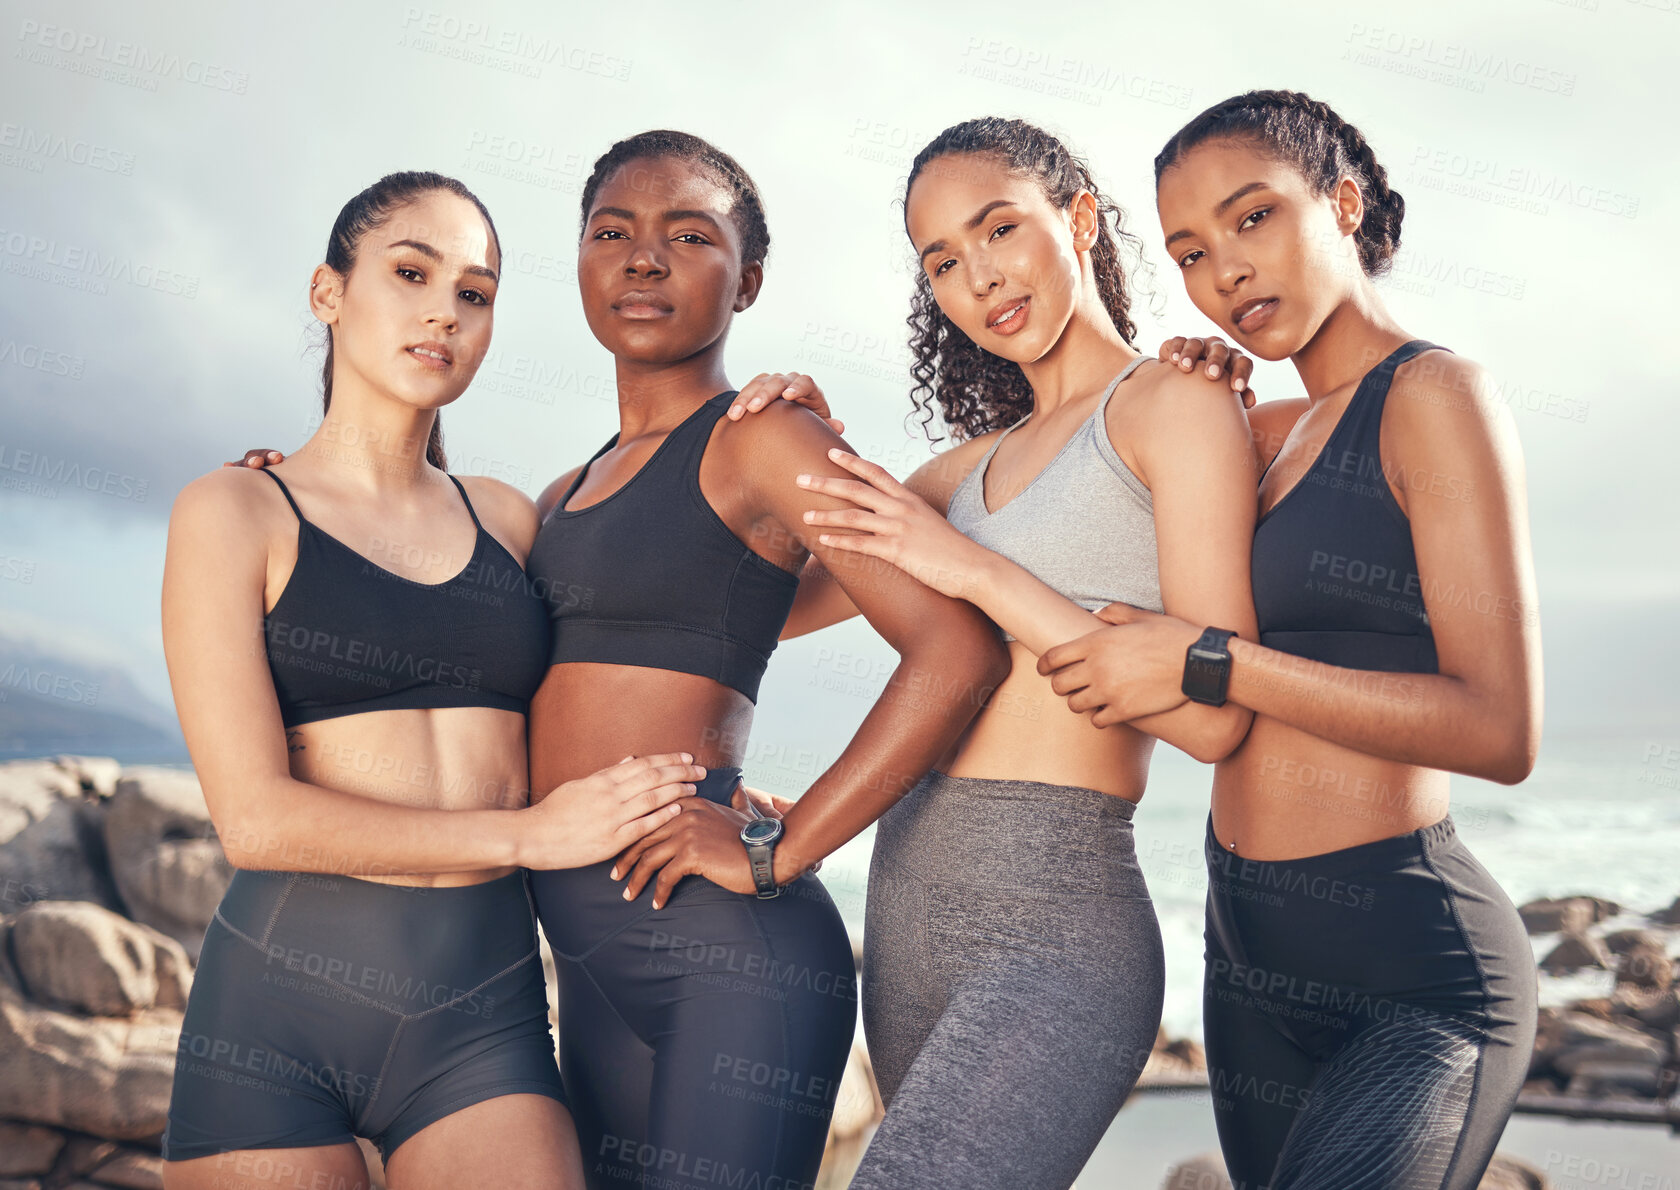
left=1, top=0, right=1674, bottom=745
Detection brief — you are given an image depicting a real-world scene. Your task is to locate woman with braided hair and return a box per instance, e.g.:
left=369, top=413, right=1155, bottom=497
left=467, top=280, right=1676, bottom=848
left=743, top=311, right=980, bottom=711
left=1035, top=90, right=1540, bottom=1187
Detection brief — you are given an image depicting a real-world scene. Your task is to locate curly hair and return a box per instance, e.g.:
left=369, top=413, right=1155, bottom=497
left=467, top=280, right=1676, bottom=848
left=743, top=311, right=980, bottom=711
left=319, top=171, right=502, bottom=470
left=902, top=117, right=1150, bottom=445
left=1153, top=89, right=1404, bottom=277
left=578, top=130, right=770, bottom=266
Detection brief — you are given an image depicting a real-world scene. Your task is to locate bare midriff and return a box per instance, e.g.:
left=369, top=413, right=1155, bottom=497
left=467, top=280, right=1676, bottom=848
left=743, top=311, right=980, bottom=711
left=1212, top=713, right=1450, bottom=861
left=283, top=705, right=531, bottom=887
left=941, top=639, right=1153, bottom=802
left=527, top=662, right=754, bottom=803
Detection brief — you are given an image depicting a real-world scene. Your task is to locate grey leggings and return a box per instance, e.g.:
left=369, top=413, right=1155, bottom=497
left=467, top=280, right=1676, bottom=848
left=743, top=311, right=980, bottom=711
left=852, top=770, right=1165, bottom=1190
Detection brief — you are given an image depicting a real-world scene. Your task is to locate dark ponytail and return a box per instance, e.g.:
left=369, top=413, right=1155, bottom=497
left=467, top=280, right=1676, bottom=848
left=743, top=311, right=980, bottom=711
left=319, top=171, right=503, bottom=470
left=903, top=118, right=1150, bottom=444
left=1154, top=89, right=1404, bottom=278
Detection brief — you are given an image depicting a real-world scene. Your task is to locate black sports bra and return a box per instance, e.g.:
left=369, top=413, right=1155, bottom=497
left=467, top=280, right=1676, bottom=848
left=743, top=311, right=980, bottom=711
left=259, top=469, right=551, bottom=727
left=1250, top=339, right=1445, bottom=674
left=525, top=391, right=800, bottom=704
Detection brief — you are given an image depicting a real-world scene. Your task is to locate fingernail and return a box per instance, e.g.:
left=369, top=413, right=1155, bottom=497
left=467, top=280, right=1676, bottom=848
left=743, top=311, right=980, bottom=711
left=623, top=889, right=633, bottom=901
left=803, top=510, right=814, bottom=522
left=1208, top=364, right=1221, bottom=378
left=1234, top=378, right=1247, bottom=392
left=695, top=765, right=707, bottom=775
left=828, top=447, right=842, bottom=458
left=681, top=752, right=692, bottom=762
left=819, top=534, right=832, bottom=545
left=729, top=405, right=742, bottom=417
left=782, top=387, right=797, bottom=395
left=1170, top=352, right=1180, bottom=362
left=609, top=867, right=620, bottom=879
left=686, top=783, right=697, bottom=793
left=796, top=474, right=812, bottom=486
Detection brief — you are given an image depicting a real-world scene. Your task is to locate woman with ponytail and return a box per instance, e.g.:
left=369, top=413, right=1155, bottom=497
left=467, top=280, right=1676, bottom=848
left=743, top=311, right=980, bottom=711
left=1040, top=91, right=1541, bottom=1186
left=159, top=172, right=707, bottom=1189
left=753, top=117, right=1264, bottom=1188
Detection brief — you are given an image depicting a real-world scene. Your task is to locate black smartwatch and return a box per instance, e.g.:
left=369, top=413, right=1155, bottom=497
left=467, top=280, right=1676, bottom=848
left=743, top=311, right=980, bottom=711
left=740, top=805, right=784, bottom=899
left=1182, top=627, right=1237, bottom=706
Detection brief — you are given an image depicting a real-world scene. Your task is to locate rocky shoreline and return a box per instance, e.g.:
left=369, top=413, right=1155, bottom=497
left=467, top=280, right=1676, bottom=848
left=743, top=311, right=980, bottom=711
left=1, top=757, right=1673, bottom=1189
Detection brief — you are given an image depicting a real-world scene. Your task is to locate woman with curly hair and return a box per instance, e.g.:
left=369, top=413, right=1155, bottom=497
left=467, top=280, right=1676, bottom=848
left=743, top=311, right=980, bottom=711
left=754, top=116, right=1263, bottom=1189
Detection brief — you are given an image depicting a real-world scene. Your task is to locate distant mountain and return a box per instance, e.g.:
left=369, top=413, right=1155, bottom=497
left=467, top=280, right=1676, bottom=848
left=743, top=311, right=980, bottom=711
left=0, top=632, right=186, bottom=762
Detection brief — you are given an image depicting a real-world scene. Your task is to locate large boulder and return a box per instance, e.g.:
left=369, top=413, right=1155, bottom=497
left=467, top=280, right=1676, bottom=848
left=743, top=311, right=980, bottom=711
left=0, top=979, right=178, bottom=1141
left=59, top=1136, right=164, bottom=1188
left=0, top=761, right=120, bottom=913
left=52, top=755, right=123, bottom=798
left=10, top=902, right=189, bottom=1017
left=1478, top=1154, right=1548, bottom=1189
left=0, top=1122, right=66, bottom=1175
left=1532, top=1009, right=1666, bottom=1087
left=1612, top=932, right=1674, bottom=992
left=1613, top=986, right=1680, bottom=1029
left=1518, top=896, right=1620, bottom=935
left=1539, top=930, right=1612, bottom=975
left=1648, top=896, right=1680, bottom=926
left=103, top=768, right=231, bottom=960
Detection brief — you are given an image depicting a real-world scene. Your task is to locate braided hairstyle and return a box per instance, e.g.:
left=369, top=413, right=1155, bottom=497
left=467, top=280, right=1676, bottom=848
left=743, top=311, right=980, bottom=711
left=319, top=171, right=502, bottom=470
left=903, top=118, right=1150, bottom=444
left=579, top=130, right=770, bottom=266
left=1154, top=90, right=1404, bottom=278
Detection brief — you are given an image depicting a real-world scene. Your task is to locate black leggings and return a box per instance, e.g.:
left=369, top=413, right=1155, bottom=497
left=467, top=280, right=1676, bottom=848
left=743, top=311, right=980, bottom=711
left=529, top=766, right=857, bottom=1190
left=1202, top=813, right=1536, bottom=1190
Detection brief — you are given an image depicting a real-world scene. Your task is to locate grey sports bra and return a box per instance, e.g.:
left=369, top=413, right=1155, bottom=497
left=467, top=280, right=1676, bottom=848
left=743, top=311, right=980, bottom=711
left=945, top=355, right=1162, bottom=643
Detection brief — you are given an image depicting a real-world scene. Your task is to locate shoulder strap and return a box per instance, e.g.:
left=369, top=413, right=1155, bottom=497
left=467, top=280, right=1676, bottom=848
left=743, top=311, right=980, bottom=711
left=1376, top=339, right=1447, bottom=384
left=558, top=435, right=619, bottom=509
left=445, top=474, right=484, bottom=531
left=1095, top=354, right=1153, bottom=419
left=259, top=469, right=305, bottom=523
left=674, top=390, right=749, bottom=473
left=1335, top=339, right=1452, bottom=455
